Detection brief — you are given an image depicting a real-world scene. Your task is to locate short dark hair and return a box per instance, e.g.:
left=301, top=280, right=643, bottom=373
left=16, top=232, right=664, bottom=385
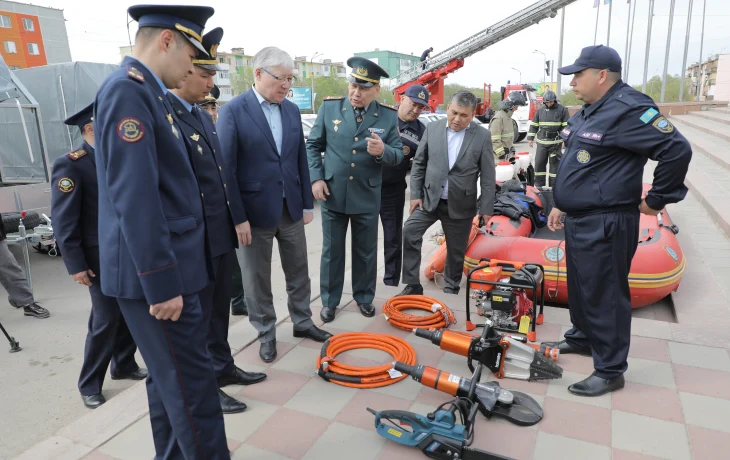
left=449, top=90, right=477, bottom=110
left=135, top=27, right=187, bottom=49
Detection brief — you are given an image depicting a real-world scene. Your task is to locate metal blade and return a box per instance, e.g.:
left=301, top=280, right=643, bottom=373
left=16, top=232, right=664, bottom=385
left=479, top=382, right=544, bottom=427
left=528, top=352, right=563, bottom=381
left=462, top=446, right=515, bottom=460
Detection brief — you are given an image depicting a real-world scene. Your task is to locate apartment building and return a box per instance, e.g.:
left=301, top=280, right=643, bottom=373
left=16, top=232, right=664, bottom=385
left=686, top=54, right=730, bottom=102
left=0, top=0, right=71, bottom=69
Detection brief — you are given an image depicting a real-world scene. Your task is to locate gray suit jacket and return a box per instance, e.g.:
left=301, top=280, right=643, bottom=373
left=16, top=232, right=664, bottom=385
left=410, top=118, right=496, bottom=219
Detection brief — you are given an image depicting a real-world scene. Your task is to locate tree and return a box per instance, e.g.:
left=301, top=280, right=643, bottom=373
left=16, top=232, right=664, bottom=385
left=230, top=66, right=254, bottom=96
left=632, top=74, right=693, bottom=103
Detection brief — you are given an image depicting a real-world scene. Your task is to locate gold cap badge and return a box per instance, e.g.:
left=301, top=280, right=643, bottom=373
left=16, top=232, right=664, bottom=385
left=356, top=67, right=368, bottom=77
left=418, top=91, right=426, bottom=100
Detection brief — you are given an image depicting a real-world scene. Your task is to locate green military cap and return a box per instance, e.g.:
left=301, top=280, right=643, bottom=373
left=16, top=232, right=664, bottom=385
left=346, top=56, right=389, bottom=88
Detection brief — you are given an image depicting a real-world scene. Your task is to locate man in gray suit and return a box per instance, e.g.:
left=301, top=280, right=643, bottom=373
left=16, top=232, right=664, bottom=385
left=397, top=90, right=496, bottom=296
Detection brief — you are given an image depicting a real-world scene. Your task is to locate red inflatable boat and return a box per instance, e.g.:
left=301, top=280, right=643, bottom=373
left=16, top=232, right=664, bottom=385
left=424, top=183, right=686, bottom=308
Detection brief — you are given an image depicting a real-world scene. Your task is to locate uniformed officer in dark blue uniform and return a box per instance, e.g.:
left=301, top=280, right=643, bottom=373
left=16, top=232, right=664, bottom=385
left=380, top=85, right=429, bottom=286
left=544, top=45, right=692, bottom=397
left=168, top=27, right=266, bottom=414
left=51, top=103, right=147, bottom=410
left=93, top=5, right=230, bottom=458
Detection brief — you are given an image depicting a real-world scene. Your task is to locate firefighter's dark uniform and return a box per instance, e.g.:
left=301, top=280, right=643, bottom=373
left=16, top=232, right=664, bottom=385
left=553, top=46, right=692, bottom=390
left=527, top=102, right=570, bottom=187
left=379, top=86, right=427, bottom=286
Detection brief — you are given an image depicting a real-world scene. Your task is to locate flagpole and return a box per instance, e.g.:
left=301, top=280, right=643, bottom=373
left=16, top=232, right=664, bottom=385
left=660, top=0, right=676, bottom=103
left=594, top=2, right=601, bottom=46
left=557, top=7, right=565, bottom=96
left=624, top=1, right=631, bottom=81
left=679, top=0, right=694, bottom=102
left=607, top=0, right=613, bottom=46
left=697, top=0, right=707, bottom=100
left=642, top=0, right=655, bottom=93
left=626, top=0, right=637, bottom=82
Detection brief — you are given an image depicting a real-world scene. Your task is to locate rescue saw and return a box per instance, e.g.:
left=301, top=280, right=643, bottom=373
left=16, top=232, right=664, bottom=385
left=413, top=318, right=563, bottom=381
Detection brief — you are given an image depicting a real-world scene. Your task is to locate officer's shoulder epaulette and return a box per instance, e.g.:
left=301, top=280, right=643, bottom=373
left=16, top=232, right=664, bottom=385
left=67, top=148, right=87, bottom=161
left=323, top=96, right=343, bottom=102
left=379, top=102, right=397, bottom=111
left=615, top=86, right=652, bottom=109
left=126, top=66, right=145, bottom=83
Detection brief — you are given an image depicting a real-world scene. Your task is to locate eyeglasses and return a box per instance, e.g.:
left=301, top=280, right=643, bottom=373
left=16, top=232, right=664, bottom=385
left=262, top=68, right=296, bottom=85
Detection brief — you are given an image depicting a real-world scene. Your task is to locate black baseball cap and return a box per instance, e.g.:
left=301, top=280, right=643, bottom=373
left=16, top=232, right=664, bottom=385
left=558, top=45, right=622, bottom=75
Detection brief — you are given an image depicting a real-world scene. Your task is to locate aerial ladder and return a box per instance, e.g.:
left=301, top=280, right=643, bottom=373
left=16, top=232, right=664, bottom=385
left=391, top=0, right=579, bottom=116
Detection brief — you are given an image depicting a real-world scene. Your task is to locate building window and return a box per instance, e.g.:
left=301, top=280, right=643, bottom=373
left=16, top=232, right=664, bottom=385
left=22, top=18, right=34, bottom=31
left=0, top=15, right=10, bottom=28
left=236, top=57, right=243, bottom=67
left=28, top=43, right=40, bottom=55
left=4, top=41, right=17, bottom=54
left=9, top=65, right=20, bottom=70
left=218, top=71, right=229, bottom=79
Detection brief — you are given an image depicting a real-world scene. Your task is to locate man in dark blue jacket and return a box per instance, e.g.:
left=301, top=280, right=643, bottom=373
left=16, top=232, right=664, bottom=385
left=168, top=27, right=266, bottom=414
left=545, top=45, right=692, bottom=397
left=93, top=5, right=229, bottom=458
left=51, top=102, right=146, bottom=410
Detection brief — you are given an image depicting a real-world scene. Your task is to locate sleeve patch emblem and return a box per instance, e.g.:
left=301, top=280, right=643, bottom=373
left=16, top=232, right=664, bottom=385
left=640, top=108, right=659, bottom=124
left=652, top=116, right=674, bottom=133
left=577, top=150, right=591, bottom=164
left=117, top=118, right=145, bottom=143
left=58, top=177, right=75, bottom=193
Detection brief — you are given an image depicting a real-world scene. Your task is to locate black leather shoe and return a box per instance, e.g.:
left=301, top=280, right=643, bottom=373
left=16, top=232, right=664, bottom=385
left=443, top=287, right=459, bottom=295
left=320, top=307, right=336, bottom=323
left=259, top=340, right=277, bottom=363
left=542, top=340, right=592, bottom=357
left=231, top=297, right=248, bottom=316
left=111, top=368, right=148, bottom=380
left=218, top=389, right=247, bottom=414
left=396, top=284, right=423, bottom=297
left=218, top=366, right=267, bottom=387
left=568, top=374, right=625, bottom=397
left=294, top=325, right=333, bottom=342
left=82, top=394, right=106, bottom=409
left=358, top=303, right=375, bottom=317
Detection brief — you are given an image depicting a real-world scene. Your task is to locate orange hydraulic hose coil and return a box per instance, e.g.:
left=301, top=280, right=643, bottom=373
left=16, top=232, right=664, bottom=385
left=382, top=295, right=456, bottom=332
left=316, top=332, right=417, bottom=388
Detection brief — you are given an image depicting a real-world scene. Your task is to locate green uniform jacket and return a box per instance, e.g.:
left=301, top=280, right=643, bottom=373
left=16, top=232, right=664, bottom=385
left=306, top=97, right=404, bottom=214
left=488, top=110, right=514, bottom=159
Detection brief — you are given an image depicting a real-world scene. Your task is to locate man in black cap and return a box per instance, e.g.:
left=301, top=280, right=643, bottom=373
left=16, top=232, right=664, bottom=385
left=51, top=102, right=146, bottom=410
left=307, top=56, right=403, bottom=322
left=544, top=45, right=692, bottom=397
left=380, top=84, right=429, bottom=287
left=168, top=27, right=267, bottom=414
left=199, top=84, right=220, bottom=123
left=93, top=5, right=229, bottom=458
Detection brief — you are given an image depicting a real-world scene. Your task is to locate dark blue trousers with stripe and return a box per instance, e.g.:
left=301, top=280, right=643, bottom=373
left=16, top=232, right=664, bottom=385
left=563, top=210, right=640, bottom=379
left=118, top=295, right=229, bottom=460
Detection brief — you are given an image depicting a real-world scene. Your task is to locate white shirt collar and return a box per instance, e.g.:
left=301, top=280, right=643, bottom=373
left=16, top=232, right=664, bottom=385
left=251, top=84, right=277, bottom=106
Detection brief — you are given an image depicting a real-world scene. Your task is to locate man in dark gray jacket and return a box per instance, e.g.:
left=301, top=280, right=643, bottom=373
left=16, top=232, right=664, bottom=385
left=397, top=90, right=496, bottom=296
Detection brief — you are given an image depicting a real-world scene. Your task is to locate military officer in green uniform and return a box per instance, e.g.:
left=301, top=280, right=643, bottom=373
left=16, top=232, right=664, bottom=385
left=307, top=57, right=404, bottom=322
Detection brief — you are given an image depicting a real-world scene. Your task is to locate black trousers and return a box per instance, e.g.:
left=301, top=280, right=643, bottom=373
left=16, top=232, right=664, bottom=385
left=534, top=142, right=562, bottom=187
left=379, top=182, right=407, bottom=286
left=199, top=251, right=236, bottom=378
left=78, top=246, right=139, bottom=396
left=563, top=210, right=640, bottom=379
left=230, top=253, right=244, bottom=304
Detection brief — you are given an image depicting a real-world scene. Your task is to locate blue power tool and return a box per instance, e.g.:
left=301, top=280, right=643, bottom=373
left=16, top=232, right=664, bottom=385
left=367, top=403, right=513, bottom=460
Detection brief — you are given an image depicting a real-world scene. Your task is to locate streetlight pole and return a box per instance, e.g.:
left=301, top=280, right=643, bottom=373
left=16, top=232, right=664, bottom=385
left=533, top=50, right=546, bottom=86
left=511, top=67, right=522, bottom=84
left=311, top=51, right=323, bottom=113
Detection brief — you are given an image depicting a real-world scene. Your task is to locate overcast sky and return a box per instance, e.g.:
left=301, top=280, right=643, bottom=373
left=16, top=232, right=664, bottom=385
left=48, top=0, right=730, bottom=92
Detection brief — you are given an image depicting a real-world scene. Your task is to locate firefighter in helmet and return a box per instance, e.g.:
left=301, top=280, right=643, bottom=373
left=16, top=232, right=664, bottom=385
left=527, top=90, right=570, bottom=188
left=489, top=91, right=527, bottom=161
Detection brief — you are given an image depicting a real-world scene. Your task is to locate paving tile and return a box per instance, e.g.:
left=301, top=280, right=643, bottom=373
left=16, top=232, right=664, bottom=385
left=335, top=389, right=412, bottom=431
left=234, top=368, right=310, bottom=406
left=687, top=425, right=730, bottom=460
left=668, top=342, right=730, bottom=372
left=415, top=385, right=461, bottom=408
left=612, top=449, right=665, bottom=460
left=538, top=396, right=611, bottom=445
left=227, top=438, right=242, bottom=453
left=83, top=452, right=118, bottom=460
left=231, top=443, right=296, bottom=460
left=629, top=318, right=673, bottom=340
left=435, top=349, right=473, bottom=377
left=611, top=410, right=692, bottom=460
left=611, top=382, right=684, bottom=423
left=362, top=316, right=412, bottom=340
left=546, top=371, right=612, bottom=408
left=14, top=437, right=94, bottom=460
left=369, top=373, right=426, bottom=401
left=284, top=377, right=358, bottom=419
left=378, top=441, right=433, bottom=460
left=469, top=416, right=538, bottom=459
left=555, top=353, right=595, bottom=375
left=235, top=340, right=296, bottom=369
left=485, top=371, right=550, bottom=396
left=628, top=337, right=671, bottom=362
left=302, top=422, right=387, bottom=460
left=296, top=326, right=351, bottom=350
left=223, top=398, right=279, bottom=443
left=246, top=407, right=330, bottom=459
left=272, top=322, right=306, bottom=345
left=326, top=310, right=372, bottom=332
left=541, top=306, right=573, bottom=327
left=532, top=431, right=611, bottom=460
left=673, top=363, right=730, bottom=400
left=533, top=322, right=565, bottom=342
left=680, top=391, right=730, bottom=433
left=624, top=357, right=676, bottom=389
left=406, top=342, right=447, bottom=369
left=97, top=417, right=155, bottom=460
left=270, top=344, right=321, bottom=377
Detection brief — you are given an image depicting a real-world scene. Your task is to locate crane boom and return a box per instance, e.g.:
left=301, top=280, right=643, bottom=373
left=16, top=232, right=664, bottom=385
left=391, top=0, right=579, bottom=110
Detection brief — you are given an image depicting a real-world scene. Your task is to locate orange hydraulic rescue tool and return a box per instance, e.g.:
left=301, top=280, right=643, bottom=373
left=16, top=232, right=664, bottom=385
left=412, top=318, right=562, bottom=381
